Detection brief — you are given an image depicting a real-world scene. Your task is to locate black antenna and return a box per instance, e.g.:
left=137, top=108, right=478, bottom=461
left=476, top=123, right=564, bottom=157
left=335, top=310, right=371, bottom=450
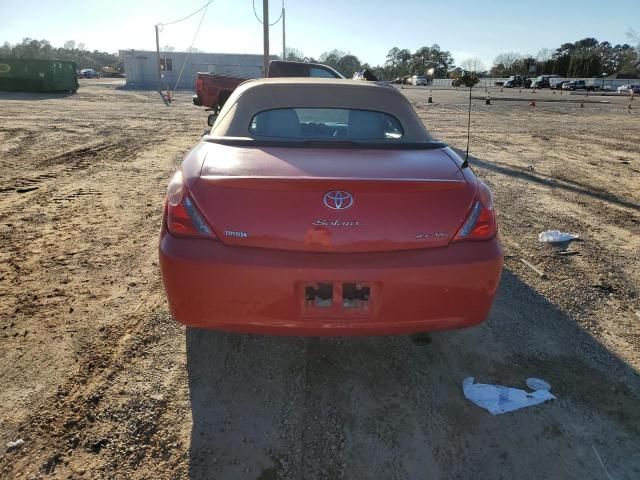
left=461, top=84, right=472, bottom=169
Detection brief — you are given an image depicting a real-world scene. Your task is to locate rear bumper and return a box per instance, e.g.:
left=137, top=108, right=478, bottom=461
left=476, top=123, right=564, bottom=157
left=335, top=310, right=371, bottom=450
left=159, top=230, right=503, bottom=336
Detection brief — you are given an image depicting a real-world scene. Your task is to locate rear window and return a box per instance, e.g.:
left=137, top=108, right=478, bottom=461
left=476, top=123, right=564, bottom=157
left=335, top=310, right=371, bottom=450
left=309, top=67, right=338, bottom=78
left=249, top=108, right=404, bottom=141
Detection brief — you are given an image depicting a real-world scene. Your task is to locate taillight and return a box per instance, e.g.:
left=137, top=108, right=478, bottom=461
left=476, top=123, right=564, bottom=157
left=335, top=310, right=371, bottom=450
left=165, top=171, right=216, bottom=239
left=453, top=182, right=497, bottom=242
left=196, top=78, right=203, bottom=93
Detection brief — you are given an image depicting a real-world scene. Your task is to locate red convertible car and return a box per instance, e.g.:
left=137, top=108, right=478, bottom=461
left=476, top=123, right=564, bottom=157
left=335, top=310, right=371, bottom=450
left=159, top=78, right=503, bottom=336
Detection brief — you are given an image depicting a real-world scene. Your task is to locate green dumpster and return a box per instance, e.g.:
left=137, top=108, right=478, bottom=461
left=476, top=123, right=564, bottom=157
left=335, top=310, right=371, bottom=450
left=0, top=58, right=79, bottom=93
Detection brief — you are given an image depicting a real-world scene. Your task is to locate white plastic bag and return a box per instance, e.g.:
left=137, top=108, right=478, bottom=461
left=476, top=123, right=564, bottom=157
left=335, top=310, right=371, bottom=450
left=6, top=438, right=25, bottom=450
left=538, top=230, right=579, bottom=243
left=463, top=377, right=556, bottom=415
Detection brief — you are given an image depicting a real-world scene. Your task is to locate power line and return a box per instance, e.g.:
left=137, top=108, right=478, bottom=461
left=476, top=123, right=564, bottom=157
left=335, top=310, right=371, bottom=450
left=173, top=2, right=211, bottom=91
left=159, top=0, right=214, bottom=27
left=252, top=0, right=283, bottom=26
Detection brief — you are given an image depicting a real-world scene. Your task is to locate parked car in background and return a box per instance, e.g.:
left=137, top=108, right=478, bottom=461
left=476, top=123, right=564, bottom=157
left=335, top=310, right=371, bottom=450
left=266, top=60, right=344, bottom=79
left=562, top=80, right=602, bottom=92
left=531, top=75, right=560, bottom=89
left=551, top=80, right=568, bottom=90
left=391, top=76, right=412, bottom=85
left=161, top=78, right=503, bottom=336
left=503, top=75, right=524, bottom=88
left=411, top=75, right=428, bottom=86
left=503, top=75, right=534, bottom=88
left=617, top=84, right=640, bottom=94
left=80, top=69, right=100, bottom=79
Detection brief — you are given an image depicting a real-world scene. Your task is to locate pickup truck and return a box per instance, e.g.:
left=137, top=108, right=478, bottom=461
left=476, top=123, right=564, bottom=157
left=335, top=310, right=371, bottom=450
left=503, top=75, right=524, bottom=88
left=502, top=75, right=533, bottom=88
left=531, top=75, right=561, bottom=89
left=192, top=73, right=244, bottom=109
left=561, top=80, right=609, bottom=92
left=192, top=60, right=344, bottom=111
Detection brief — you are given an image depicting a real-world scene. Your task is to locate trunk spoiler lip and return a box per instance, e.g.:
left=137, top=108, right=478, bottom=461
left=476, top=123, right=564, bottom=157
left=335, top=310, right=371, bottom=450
left=195, top=176, right=468, bottom=192
left=202, top=135, right=448, bottom=150
left=199, top=175, right=466, bottom=184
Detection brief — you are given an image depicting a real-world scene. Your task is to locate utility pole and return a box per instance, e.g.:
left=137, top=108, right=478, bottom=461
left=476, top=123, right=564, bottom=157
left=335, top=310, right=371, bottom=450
left=262, top=0, right=269, bottom=76
left=282, top=6, right=286, bottom=60
left=155, top=25, right=162, bottom=92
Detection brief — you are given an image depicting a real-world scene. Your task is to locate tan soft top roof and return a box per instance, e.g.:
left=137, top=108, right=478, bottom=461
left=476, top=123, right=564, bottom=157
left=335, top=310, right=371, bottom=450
left=211, top=78, right=432, bottom=142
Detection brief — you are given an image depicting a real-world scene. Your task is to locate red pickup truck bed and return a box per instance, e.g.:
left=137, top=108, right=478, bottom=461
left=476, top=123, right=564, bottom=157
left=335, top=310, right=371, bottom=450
left=192, top=73, right=246, bottom=111
left=192, top=61, right=345, bottom=111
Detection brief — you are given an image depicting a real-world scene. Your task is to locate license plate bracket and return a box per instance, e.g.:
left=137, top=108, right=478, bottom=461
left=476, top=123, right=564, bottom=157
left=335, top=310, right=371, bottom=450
left=299, top=282, right=376, bottom=319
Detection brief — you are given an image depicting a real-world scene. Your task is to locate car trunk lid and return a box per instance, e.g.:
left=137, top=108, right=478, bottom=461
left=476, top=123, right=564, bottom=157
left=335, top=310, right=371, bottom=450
left=190, top=143, right=476, bottom=252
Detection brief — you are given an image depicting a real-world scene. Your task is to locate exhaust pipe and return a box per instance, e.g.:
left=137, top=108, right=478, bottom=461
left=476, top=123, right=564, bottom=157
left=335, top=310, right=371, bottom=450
left=410, top=333, right=432, bottom=346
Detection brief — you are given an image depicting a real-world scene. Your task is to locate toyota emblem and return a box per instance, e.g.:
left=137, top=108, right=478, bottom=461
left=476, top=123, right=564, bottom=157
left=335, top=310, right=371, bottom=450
left=323, top=190, right=354, bottom=210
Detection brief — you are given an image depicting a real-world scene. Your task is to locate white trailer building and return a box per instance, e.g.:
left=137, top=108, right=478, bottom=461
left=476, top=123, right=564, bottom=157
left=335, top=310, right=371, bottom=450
left=120, top=50, right=277, bottom=89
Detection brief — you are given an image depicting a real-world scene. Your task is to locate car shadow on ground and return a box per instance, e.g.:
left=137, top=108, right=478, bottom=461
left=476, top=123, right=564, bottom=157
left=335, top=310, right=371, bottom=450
left=186, top=269, right=640, bottom=480
left=450, top=148, right=640, bottom=211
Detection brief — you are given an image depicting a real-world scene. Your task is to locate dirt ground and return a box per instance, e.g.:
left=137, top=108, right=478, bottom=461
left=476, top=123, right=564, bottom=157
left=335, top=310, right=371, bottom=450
left=0, top=79, right=638, bottom=480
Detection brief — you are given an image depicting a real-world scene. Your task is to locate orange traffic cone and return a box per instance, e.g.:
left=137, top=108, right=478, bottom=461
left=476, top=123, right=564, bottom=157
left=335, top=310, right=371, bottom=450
left=529, top=99, right=536, bottom=110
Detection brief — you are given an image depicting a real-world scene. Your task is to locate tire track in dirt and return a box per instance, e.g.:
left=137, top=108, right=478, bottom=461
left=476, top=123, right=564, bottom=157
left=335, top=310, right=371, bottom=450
left=2, top=82, right=639, bottom=480
left=1, top=84, right=206, bottom=478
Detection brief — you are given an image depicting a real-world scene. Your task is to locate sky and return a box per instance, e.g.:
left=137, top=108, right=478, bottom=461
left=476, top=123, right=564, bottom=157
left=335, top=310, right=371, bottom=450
left=1, top=0, right=637, bottom=68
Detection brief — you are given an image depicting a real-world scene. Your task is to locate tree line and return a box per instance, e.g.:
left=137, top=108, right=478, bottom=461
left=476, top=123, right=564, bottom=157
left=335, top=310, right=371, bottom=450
left=289, top=36, right=638, bottom=80
left=491, top=38, right=639, bottom=78
left=285, top=45, right=455, bottom=79
left=0, top=38, right=122, bottom=71
left=2, top=36, right=638, bottom=80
